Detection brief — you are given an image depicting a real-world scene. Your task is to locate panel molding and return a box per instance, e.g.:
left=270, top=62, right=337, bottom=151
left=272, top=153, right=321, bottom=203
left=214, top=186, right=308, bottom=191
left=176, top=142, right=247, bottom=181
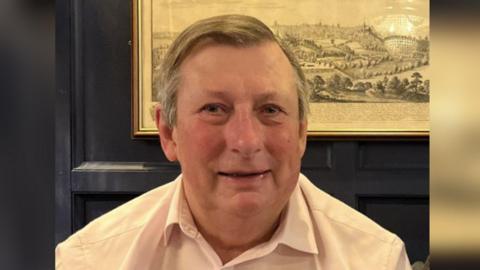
left=71, top=162, right=180, bottom=192
left=301, top=142, right=333, bottom=170
left=357, top=142, right=429, bottom=171
left=73, top=192, right=140, bottom=232
left=73, top=161, right=179, bottom=172
left=356, top=194, right=429, bottom=211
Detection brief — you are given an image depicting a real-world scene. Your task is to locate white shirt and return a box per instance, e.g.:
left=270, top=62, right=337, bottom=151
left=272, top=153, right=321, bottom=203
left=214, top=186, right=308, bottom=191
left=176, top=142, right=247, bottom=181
left=56, top=174, right=411, bottom=269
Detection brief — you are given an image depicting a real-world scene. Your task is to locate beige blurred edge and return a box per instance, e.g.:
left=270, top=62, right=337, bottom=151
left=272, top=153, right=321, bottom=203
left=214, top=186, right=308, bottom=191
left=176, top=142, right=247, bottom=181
left=431, top=17, right=480, bottom=262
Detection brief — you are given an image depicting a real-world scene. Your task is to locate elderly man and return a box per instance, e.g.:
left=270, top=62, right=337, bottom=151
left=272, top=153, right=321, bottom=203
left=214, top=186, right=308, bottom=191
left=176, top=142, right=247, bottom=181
left=56, top=15, right=411, bottom=269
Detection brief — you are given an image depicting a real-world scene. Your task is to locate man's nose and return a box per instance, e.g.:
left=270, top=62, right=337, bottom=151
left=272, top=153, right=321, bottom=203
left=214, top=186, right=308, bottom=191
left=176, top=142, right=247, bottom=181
left=224, top=110, right=262, bottom=158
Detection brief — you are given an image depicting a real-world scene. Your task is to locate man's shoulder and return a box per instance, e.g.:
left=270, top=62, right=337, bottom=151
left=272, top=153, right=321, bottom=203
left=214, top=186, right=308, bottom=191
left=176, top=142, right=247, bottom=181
left=298, top=175, right=410, bottom=269
left=55, top=179, right=180, bottom=269
left=299, top=175, right=398, bottom=244
left=60, top=179, right=177, bottom=246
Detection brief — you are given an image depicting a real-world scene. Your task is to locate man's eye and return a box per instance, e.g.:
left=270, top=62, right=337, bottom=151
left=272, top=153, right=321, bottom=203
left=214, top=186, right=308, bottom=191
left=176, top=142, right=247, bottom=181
left=262, top=105, right=282, bottom=115
left=201, top=104, right=226, bottom=114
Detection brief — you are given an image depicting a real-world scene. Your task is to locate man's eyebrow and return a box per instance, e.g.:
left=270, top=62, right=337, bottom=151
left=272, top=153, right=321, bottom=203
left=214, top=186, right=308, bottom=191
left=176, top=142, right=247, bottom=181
left=201, top=89, right=283, bottom=101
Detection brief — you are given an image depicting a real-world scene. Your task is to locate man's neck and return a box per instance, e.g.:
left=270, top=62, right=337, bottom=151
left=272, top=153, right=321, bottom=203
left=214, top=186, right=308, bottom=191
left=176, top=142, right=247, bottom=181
left=187, top=200, right=285, bottom=264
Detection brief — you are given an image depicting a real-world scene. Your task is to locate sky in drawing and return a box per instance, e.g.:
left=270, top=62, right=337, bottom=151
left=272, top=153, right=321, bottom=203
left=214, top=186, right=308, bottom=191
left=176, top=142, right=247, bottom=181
left=152, top=0, right=429, bottom=33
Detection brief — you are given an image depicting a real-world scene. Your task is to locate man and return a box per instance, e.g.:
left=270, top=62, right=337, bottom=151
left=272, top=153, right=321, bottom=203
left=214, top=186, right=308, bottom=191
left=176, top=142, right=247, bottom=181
left=56, top=15, right=411, bottom=269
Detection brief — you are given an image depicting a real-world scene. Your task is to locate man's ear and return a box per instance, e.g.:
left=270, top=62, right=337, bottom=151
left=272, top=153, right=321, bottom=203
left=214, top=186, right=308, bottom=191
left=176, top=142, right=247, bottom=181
left=155, top=104, right=178, bottom=161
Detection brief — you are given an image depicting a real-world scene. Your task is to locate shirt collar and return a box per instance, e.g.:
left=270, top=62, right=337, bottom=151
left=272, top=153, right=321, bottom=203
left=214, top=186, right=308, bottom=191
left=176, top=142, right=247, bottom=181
left=163, top=175, right=318, bottom=255
left=271, top=182, right=319, bottom=254
left=163, top=175, right=198, bottom=245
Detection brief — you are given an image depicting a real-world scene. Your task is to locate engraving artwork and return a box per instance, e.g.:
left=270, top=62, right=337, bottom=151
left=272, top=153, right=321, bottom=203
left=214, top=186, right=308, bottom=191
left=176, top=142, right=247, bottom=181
left=132, top=0, right=429, bottom=135
left=151, top=0, right=429, bottom=104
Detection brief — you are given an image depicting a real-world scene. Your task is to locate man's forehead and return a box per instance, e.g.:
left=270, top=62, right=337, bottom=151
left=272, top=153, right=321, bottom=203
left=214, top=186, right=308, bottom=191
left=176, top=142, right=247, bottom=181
left=179, top=43, right=295, bottom=88
left=182, top=40, right=287, bottom=69
left=185, top=37, right=270, bottom=60
left=176, top=40, right=297, bottom=101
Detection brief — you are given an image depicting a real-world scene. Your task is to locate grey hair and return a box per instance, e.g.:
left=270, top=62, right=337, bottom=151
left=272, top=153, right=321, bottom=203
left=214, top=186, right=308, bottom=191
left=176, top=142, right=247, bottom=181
left=156, top=14, right=310, bottom=128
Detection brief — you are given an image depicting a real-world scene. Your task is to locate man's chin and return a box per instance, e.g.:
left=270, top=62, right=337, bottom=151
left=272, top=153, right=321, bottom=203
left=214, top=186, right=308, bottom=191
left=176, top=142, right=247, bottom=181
left=226, top=193, right=270, bottom=217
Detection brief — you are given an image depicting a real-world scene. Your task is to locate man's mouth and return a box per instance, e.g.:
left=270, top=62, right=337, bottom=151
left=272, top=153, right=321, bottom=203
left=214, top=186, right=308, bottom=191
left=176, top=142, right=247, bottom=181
left=218, top=170, right=270, bottom=178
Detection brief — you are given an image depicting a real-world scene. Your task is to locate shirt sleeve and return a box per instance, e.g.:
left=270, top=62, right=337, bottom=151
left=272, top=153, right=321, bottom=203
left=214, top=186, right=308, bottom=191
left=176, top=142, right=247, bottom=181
left=55, top=234, right=89, bottom=270
left=386, top=237, right=412, bottom=270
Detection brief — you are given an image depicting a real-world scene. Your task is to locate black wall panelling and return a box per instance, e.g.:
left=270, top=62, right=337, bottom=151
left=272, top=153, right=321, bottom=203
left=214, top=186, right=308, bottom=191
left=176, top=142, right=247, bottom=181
left=55, top=0, right=73, bottom=245
left=358, top=196, right=429, bottom=263
left=56, top=0, right=429, bottom=264
left=358, top=141, right=429, bottom=170
left=73, top=192, right=140, bottom=231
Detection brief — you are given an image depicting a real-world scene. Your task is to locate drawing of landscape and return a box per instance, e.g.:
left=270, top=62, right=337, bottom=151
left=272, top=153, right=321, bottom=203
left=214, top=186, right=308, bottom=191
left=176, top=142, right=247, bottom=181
left=151, top=0, right=429, bottom=103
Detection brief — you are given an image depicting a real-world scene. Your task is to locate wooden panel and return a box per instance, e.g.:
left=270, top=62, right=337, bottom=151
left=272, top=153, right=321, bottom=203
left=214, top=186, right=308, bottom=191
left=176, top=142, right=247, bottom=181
left=355, top=171, right=429, bottom=196
left=301, top=142, right=333, bottom=170
left=73, top=193, right=140, bottom=232
left=76, top=0, right=169, bottom=164
left=357, top=196, right=429, bottom=263
left=358, top=141, right=429, bottom=170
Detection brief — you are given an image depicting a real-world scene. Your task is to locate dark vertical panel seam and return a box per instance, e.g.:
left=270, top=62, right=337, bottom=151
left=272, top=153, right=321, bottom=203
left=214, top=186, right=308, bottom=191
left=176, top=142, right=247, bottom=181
left=72, top=0, right=85, bottom=168
left=55, top=0, right=74, bottom=244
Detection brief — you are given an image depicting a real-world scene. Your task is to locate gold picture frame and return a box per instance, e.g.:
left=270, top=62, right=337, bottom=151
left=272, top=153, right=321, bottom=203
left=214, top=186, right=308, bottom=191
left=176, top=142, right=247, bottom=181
left=132, top=0, right=429, bottom=137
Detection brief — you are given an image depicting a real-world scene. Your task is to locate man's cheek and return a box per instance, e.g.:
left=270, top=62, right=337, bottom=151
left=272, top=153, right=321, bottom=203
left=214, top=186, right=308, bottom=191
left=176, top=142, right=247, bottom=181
left=269, top=129, right=296, bottom=149
left=196, top=129, right=225, bottom=153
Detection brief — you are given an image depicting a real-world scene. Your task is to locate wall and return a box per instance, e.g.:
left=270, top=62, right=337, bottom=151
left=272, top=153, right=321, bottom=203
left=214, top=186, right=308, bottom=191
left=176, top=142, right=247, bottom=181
left=56, top=0, right=429, bottom=264
left=0, top=1, right=54, bottom=269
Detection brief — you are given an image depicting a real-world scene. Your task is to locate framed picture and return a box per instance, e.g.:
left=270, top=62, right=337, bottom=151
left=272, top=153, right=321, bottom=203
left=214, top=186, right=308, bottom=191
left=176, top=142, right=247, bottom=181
left=132, top=0, right=429, bottom=137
